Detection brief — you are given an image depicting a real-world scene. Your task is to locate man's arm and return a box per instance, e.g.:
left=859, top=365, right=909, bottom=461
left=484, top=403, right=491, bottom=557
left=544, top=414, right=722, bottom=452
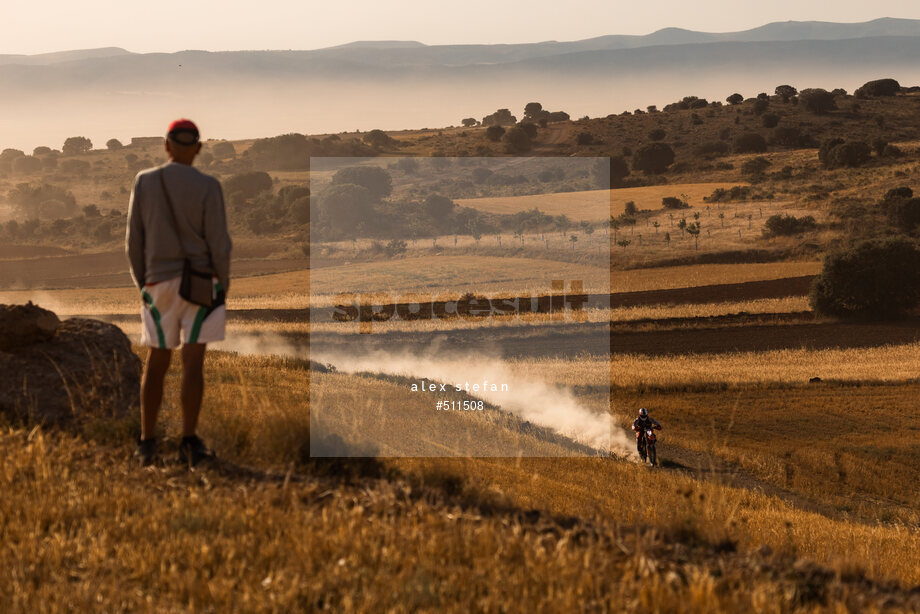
left=204, top=179, right=232, bottom=294
left=125, top=174, right=146, bottom=290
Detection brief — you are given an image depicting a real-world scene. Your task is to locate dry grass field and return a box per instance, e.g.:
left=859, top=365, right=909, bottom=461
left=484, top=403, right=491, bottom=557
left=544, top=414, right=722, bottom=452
left=4, top=349, right=920, bottom=612
left=456, top=188, right=609, bottom=220
left=8, top=91, right=920, bottom=611
left=309, top=255, right=610, bottom=304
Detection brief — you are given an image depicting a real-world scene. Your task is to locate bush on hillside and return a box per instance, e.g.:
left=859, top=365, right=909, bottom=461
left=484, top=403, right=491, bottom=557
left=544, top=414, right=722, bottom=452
left=763, top=214, right=816, bottom=237
left=810, top=237, right=920, bottom=319
left=854, top=78, right=901, bottom=98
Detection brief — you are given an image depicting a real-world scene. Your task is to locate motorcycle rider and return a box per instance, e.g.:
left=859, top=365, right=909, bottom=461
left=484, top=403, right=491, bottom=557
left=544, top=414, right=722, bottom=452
left=632, top=407, right=662, bottom=462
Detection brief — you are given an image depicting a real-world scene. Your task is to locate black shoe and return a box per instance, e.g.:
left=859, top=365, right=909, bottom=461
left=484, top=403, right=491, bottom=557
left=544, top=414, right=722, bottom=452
left=178, top=435, right=216, bottom=467
left=134, top=437, right=158, bottom=467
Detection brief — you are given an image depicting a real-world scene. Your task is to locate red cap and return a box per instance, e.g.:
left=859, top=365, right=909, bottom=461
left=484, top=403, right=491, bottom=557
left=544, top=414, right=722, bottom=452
left=166, top=119, right=200, bottom=145
left=168, top=119, right=198, bottom=133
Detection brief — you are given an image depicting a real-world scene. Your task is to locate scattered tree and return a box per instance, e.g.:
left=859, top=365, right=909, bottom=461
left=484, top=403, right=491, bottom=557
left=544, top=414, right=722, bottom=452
left=632, top=143, right=675, bottom=174
left=799, top=88, right=837, bottom=115
left=810, top=238, right=920, bottom=319
left=733, top=133, right=768, bottom=154
left=502, top=126, right=532, bottom=153
left=62, top=136, right=93, bottom=155
left=741, top=156, right=772, bottom=180
left=854, top=78, right=901, bottom=98
left=481, top=108, right=517, bottom=126
left=761, top=113, right=780, bottom=129
left=485, top=125, right=505, bottom=142
left=818, top=139, right=871, bottom=169
left=331, top=166, right=392, bottom=200
left=775, top=85, right=798, bottom=102
left=763, top=214, right=817, bottom=237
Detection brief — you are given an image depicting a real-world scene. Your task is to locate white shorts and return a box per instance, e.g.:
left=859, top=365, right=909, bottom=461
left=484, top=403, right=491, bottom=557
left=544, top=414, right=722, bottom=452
left=140, top=276, right=226, bottom=349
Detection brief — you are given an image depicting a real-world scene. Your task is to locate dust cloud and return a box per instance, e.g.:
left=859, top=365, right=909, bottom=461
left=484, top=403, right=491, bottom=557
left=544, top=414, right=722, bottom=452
left=217, top=333, right=632, bottom=456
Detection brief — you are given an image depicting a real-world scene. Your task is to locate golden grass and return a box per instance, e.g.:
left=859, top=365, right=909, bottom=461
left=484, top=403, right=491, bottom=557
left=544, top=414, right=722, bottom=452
left=614, top=384, right=920, bottom=528
left=611, top=200, right=824, bottom=262
left=309, top=255, right=610, bottom=306
left=150, top=350, right=920, bottom=585
left=307, top=297, right=806, bottom=334
left=0, top=254, right=817, bottom=318
left=611, top=261, right=820, bottom=293
left=3, top=349, right=920, bottom=611
left=7, top=430, right=913, bottom=613
left=611, top=342, right=920, bottom=388
left=507, top=342, right=920, bottom=391
left=454, top=183, right=745, bottom=221
left=0, top=270, right=313, bottom=315
left=456, top=189, right=610, bottom=221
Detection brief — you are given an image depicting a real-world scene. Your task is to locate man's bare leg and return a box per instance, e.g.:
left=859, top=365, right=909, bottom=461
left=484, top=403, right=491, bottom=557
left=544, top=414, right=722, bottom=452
left=141, top=348, right=172, bottom=440
left=181, top=343, right=207, bottom=438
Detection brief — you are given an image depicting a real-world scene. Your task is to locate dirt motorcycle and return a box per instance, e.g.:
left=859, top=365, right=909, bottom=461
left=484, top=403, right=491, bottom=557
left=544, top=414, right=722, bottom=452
left=637, top=427, right=660, bottom=467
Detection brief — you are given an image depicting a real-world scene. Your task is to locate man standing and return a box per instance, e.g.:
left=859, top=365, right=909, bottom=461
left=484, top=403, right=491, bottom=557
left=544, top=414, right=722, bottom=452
left=126, top=119, right=232, bottom=467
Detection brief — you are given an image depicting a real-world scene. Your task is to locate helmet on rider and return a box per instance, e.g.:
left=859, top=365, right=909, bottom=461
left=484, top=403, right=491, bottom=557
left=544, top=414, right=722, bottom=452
left=638, top=407, right=648, bottom=418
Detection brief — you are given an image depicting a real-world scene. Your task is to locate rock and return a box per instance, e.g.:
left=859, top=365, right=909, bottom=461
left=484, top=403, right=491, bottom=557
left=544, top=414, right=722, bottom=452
left=809, top=376, right=822, bottom=383
left=0, top=305, right=140, bottom=424
left=0, top=302, right=60, bottom=351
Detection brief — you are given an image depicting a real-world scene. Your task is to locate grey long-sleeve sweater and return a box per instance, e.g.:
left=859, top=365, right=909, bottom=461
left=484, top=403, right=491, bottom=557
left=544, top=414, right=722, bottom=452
left=125, top=162, right=232, bottom=292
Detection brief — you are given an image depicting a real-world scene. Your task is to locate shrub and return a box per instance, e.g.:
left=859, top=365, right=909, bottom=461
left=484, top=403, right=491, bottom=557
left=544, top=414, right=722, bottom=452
left=694, top=141, right=730, bottom=158
left=771, top=126, right=807, bottom=147
left=518, top=122, right=538, bottom=138
left=502, top=126, right=532, bottom=153
left=632, top=143, right=675, bottom=174
left=481, top=108, right=516, bottom=126
left=810, top=238, right=920, bottom=318
left=384, top=239, right=407, bottom=256
left=819, top=139, right=871, bottom=169
left=799, top=88, right=837, bottom=115
left=224, top=171, right=273, bottom=200
left=887, top=198, right=920, bottom=233
left=62, top=136, right=92, bottom=155
left=471, top=167, right=493, bottom=183
left=12, top=156, right=42, bottom=174
left=661, top=196, right=689, bottom=209
left=763, top=214, right=817, bottom=237
left=246, top=133, right=310, bottom=170
left=211, top=141, right=236, bottom=159
left=733, top=133, right=768, bottom=154
left=704, top=186, right=752, bottom=202
left=726, top=93, right=744, bottom=105
left=363, top=129, right=395, bottom=149
left=648, top=128, right=666, bottom=141
left=485, top=125, right=505, bottom=142
left=854, top=78, right=900, bottom=98
left=775, top=85, right=798, bottom=102
left=60, top=159, right=91, bottom=174
left=575, top=132, right=594, bottom=145
left=331, top=166, right=392, bottom=200
left=741, top=156, right=772, bottom=178
left=761, top=113, right=780, bottom=129
left=752, top=99, right=769, bottom=115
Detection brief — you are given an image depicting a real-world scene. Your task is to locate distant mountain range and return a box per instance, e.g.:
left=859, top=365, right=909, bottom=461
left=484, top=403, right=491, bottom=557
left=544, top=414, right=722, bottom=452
left=1, top=18, right=920, bottom=151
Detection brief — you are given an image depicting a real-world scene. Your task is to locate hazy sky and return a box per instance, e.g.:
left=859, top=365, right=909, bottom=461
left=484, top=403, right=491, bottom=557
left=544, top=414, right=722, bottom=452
left=3, top=0, right=920, bottom=55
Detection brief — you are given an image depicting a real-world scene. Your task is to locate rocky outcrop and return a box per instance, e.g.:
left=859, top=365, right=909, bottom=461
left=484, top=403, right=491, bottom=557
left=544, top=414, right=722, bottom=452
left=0, top=303, right=140, bottom=423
